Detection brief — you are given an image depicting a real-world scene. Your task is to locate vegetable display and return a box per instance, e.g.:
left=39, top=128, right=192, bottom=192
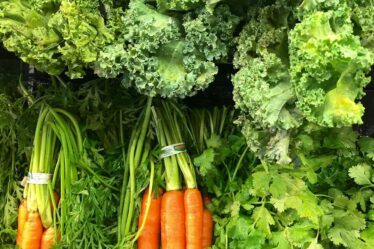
left=0, top=0, right=373, bottom=249
left=153, top=101, right=205, bottom=249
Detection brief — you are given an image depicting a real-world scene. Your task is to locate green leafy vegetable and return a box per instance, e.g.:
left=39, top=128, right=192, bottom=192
left=121, top=1, right=238, bottom=98
left=289, top=10, right=373, bottom=127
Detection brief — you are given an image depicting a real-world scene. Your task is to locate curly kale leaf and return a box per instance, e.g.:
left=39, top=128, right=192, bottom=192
left=234, top=0, right=298, bottom=66
left=121, top=1, right=204, bottom=97
left=123, top=39, right=217, bottom=98
left=289, top=11, right=373, bottom=127
left=183, top=4, right=240, bottom=62
left=28, top=0, right=60, bottom=12
left=0, top=0, right=63, bottom=75
left=121, top=1, right=237, bottom=98
left=233, top=0, right=301, bottom=133
left=299, top=0, right=374, bottom=53
left=0, top=0, right=116, bottom=78
left=122, top=1, right=182, bottom=51
left=239, top=117, right=292, bottom=165
left=48, top=1, right=114, bottom=78
left=94, top=44, right=126, bottom=78
left=233, top=52, right=302, bottom=131
left=350, top=0, right=374, bottom=52
left=156, top=0, right=203, bottom=11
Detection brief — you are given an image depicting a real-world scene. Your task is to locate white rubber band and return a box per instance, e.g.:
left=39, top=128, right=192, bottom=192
left=160, top=143, right=187, bottom=159
left=27, top=173, right=52, bottom=185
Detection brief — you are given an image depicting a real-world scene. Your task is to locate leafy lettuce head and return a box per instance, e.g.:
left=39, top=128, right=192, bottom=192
left=289, top=11, right=373, bottom=127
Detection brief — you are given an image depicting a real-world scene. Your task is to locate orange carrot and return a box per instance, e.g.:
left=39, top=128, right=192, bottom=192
left=161, top=190, right=185, bottom=249
left=202, top=209, right=213, bottom=248
left=185, top=188, right=203, bottom=249
left=138, top=188, right=163, bottom=249
left=21, top=211, right=43, bottom=249
left=202, top=195, right=213, bottom=248
left=41, top=227, right=60, bottom=249
left=50, top=192, right=59, bottom=214
left=16, top=199, right=28, bottom=247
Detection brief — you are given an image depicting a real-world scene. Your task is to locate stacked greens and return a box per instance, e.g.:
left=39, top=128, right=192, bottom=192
left=0, top=0, right=239, bottom=98
left=0, top=0, right=121, bottom=78
left=0, top=0, right=373, bottom=248
left=233, top=0, right=374, bottom=164
left=119, top=1, right=239, bottom=97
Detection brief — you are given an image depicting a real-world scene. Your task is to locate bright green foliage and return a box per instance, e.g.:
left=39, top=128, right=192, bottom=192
left=349, top=163, right=372, bottom=185
left=232, top=0, right=302, bottom=164
left=289, top=10, right=373, bottom=127
left=239, top=117, right=293, bottom=164
left=361, top=223, right=374, bottom=248
left=48, top=1, right=114, bottom=78
left=94, top=44, right=127, bottom=78
left=350, top=0, right=374, bottom=52
left=0, top=0, right=63, bottom=75
left=157, top=0, right=203, bottom=11
left=187, top=106, right=374, bottom=249
left=233, top=0, right=373, bottom=166
left=0, top=94, right=30, bottom=247
left=233, top=0, right=296, bottom=67
left=0, top=0, right=119, bottom=78
left=183, top=5, right=240, bottom=62
left=358, top=137, right=374, bottom=160
left=233, top=0, right=301, bottom=131
left=28, top=0, right=60, bottom=11
left=194, top=115, right=374, bottom=249
left=121, top=1, right=238, bottom=98
left=233, top=53, right=301, bottom=130
left=299, top=0, right=374, bottom=52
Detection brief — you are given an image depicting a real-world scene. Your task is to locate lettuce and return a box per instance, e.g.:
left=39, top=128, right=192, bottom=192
left=289, top=11, right=373, bottom=127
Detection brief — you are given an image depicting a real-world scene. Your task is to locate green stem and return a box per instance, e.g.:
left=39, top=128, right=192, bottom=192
left=134, top=97, right=152, bottom=167
left=231, top=147, right=249, bottom=180
left=160, top=101, right=197, bottom=189
left=153, top=107, right=181, bottom=191
left=125, top=101, right=152, bottom=234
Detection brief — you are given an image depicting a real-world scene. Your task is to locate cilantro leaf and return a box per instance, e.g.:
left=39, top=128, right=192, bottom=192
left=358, top=137, right=374, bottom=161
left=349, top=164, right=372, bottom=185
left=193, top=148, right=216, bottom=176
left=252, top=206, right=275, bottom=235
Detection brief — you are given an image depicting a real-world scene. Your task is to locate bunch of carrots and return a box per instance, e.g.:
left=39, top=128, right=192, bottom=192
left=136, top=101, right=213, bottom=249
left=137, top=188, right=213, bottom=249
left=16, top=105, right=83, bottom=249
left=16, top=195, right=60, bottom=249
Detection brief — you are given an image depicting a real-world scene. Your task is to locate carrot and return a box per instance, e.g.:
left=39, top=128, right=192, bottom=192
left=21, top=211, right=43, bottom=249
left=138, top=188, right=163, bottom=249
left=41, top=227, right=60, bottom=249
left=50, top=192, right=59, bottom=214
left=185, top=188, right=203, bottom=249
left=16, top=199, right=28, bottom=247
left=202, top=209, right=213, bottom=248
left=202, top=195, right=213, bottom=248
left=161, top=190, right=185, bottom=249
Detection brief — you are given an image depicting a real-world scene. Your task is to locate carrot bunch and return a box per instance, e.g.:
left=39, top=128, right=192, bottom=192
left=16, top=106, right=83, bottom=249
left=16, top=196, right=60, bottom=249
left=137, top=101, right=213, bottom=249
